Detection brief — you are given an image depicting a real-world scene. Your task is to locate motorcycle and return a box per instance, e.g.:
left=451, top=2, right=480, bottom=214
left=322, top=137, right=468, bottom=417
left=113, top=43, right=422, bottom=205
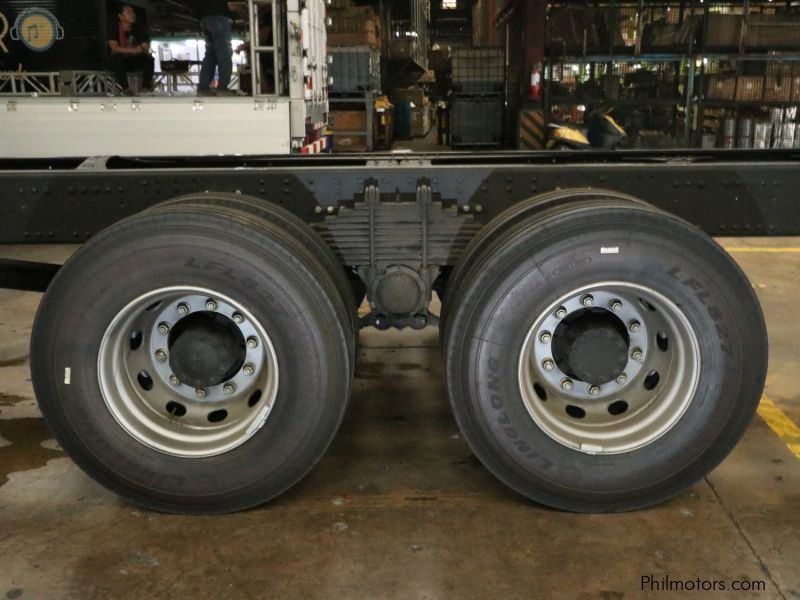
left=547, top=109, right=627, bottom=150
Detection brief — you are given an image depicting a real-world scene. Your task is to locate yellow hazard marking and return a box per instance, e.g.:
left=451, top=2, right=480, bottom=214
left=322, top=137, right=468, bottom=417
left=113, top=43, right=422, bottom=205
left=724, top=247, right=800, bottom=253
left=758, top=396, right=800, bottom=460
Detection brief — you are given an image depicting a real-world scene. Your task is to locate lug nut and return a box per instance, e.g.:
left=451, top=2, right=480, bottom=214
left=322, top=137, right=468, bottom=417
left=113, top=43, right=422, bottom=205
left=232, top=312, right=244, bottom=325
left=582, top=295, right=594, bottom=307
left=223, top=383, right=236, bottom=395
left=243, top=364, right=255, bottom=376
left=631, top=348, right=644, bottom=361
left=611, top=301, right=623, bottom=312
left=539, top=331, right=552, bottom=344
left=206, top=299, right=218, bottom=311
left=157, top=322, right=170, bottom=335
left=542, top=359, right=555, bottom=371
left=246, top=336, right=259, bottom=350
left=169, top=374, right=179, bottom=386
left=589, top=385, right=601, bottom=396
left=629, top=321, right=641, bottom=333
left=195, top=388, right=207, bottom=399
left=561, top=379, right=574, bottom=391
left=616, top=374, right=628, bottom=384
left=177, top=303, right=190, bottom=316
left=155, top=349, right=167, bottom=362
left=555, top=307, right=567, bottom=319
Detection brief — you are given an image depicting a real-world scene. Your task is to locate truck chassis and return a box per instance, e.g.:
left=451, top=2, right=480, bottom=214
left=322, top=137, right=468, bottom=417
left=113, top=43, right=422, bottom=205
left=0, top=149, right=791, bottom=513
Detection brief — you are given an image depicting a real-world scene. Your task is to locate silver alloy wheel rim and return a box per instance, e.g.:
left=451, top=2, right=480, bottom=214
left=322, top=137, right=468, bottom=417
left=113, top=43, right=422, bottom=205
left=518, top=282, right=700, bottom=455
left=98, top=286, right=279, bottom=458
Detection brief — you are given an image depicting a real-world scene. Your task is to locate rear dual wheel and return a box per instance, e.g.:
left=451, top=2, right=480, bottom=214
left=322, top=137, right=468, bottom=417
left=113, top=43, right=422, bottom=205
left=32, top=203, right=354, bottom=513
left=443, top=193, right=768, bottom=511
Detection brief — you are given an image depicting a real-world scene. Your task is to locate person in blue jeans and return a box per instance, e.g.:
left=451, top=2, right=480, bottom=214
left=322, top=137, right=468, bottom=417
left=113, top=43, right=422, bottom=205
left=198, top=0, right=234, bottom=95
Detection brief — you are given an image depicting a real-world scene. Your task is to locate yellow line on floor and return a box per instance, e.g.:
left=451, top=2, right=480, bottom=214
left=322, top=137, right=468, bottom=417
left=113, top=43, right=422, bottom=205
left=758, top=396, right=800, bottom=460
left=724, top=247, right=800, bottom=253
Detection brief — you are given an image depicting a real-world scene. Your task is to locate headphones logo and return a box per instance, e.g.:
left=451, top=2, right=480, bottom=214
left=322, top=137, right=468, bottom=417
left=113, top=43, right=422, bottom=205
left=10, top=8, right=64, bottom=52
left=0, top=12, right=9, bottom=53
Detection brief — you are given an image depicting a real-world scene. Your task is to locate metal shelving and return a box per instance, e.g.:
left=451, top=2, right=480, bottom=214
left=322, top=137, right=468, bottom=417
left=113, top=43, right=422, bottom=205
left=543, top=0, right=800, bottom=148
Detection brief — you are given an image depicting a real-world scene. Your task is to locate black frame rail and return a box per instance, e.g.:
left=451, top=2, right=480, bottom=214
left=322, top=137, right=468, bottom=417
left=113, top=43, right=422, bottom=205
left=1, top=149, right=798, bottom=293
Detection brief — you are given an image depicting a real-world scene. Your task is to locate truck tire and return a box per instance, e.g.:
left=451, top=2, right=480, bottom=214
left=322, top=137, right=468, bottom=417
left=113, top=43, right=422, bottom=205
left=440, top=188, right=647, bottom=339
left=148, top=192, right=359, bottom=340
left=444, top=200, right=767, bottom=512
left=31, top=206, right=353, bottom=513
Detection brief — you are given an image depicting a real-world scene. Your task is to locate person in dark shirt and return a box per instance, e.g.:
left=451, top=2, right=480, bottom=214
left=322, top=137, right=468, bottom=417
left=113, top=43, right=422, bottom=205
left=107, top=3, right=154, bottom=93
left=198, top=1, right=235, bottom=95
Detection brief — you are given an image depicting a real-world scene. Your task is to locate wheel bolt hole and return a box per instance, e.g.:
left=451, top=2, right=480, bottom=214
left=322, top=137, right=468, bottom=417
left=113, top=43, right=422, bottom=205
left=248, top=389, right=263, bottom=407
left=657, top=332, right=669, bottom=352
left=639, top=298, right=657, bottom=312
left=207, top=409, right=228, bottom=423
left=137, top=370, right=154, bottom=391
left=608, top=400, right=629, bottom=416
left=166, top=401, right=187, bottom=417
left=533, top=382, right=547, bottom=401
left=129, top=330, right=143, bottom=351
left=565, top=405, right=586, bottom=419
left=643, top=370, right=660, bottom=391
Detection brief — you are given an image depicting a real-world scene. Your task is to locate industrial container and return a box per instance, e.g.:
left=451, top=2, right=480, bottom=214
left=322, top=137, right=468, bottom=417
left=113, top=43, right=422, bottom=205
left=451, top=47, right=505, bottom=93
left=450, top=94, right=504, bottom=147
left=329, top=46, right=381, bottom=94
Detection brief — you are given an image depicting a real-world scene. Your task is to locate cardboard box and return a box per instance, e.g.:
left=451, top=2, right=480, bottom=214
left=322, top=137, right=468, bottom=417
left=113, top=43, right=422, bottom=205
left=391, top=86, right=426, bottom=106
left=332, top=110, right=371, bottom=152
left=735, top=76, right=764, bottom=102
left=411, top=101, right=432, bottom=138
left=764, top=76, right=793, bottom=103
left=328, top=7, right=380, bottom=48
left=706, top=74, right=736, bottom=100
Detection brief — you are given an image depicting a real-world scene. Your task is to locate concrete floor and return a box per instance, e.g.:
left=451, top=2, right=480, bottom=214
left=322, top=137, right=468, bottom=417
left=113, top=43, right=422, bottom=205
left=1, top=240, right=798, bottom=600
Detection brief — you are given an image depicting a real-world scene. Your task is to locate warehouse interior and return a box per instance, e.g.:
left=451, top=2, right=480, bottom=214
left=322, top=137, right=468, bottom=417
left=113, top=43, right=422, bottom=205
left=4, top=1, right=800, bottom=152
left=1, top=2, right=800, bottom=599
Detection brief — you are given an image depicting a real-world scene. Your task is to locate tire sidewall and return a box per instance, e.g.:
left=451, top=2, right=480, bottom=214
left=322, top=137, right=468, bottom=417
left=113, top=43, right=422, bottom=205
left=448, top=209, right=767, bottom=509
left=32, top=215, right=351, bottom=510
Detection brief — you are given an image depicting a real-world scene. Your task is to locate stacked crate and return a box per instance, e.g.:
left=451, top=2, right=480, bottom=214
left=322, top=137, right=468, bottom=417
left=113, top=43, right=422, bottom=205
left=327, top=4, right=382, bottom=49
left=327, top=0, right=385, bottom=152
left=391, top=86, right=432, bottom=139
left=450, top=47, right=505, bottom=147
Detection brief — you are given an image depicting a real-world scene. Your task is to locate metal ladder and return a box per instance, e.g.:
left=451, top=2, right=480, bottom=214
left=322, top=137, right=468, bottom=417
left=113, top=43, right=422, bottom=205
left=247, top=0, right=284, bottom=96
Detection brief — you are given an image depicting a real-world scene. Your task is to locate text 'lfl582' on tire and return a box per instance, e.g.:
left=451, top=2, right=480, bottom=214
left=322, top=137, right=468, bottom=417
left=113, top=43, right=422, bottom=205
left=31, top=205, right=353, bottom=514
left=444, top=201, right=768, bottom=512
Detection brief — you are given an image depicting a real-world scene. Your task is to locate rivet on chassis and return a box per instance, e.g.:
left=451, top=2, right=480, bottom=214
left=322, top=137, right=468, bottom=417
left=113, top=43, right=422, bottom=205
left=589, top=385, right=601, bottom=396
left=177, top=302, right=190, bottom=316
left=223, top=383, right=236, bottom=395
left=206, top=299, right=218, bottom=311
left=232, top=313, right=244, bottom=325
left=561, top=379, right=574, bottom=391
left=157, top=322, right=170, bottom=335
left=246, top=336, right=259, bottom=350
left=555, top=307, right=567, bottom=319
left=195, top=388, right=207, bottom=399
left=629, top=321, right=641, bottom=333
left=582, top=295, right=594, bottom=307
left=243, top=364, right=255, bottom=376
left=631, top=348, right=644, bottom=361
left=542, top=359, right=555, bottom=371
left=155, top=349, right=167, bottom=362
left=540, top=331, right=552, bottom=344
left=611, top=300, right=623, bottom=312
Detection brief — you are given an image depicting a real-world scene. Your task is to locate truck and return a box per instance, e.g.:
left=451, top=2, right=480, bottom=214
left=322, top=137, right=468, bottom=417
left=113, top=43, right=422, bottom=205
left=0, top=2, right=786, bottom=516
left=1, top=148, right=790, bottom=514
left=0, top=0, right=330, bottom=156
